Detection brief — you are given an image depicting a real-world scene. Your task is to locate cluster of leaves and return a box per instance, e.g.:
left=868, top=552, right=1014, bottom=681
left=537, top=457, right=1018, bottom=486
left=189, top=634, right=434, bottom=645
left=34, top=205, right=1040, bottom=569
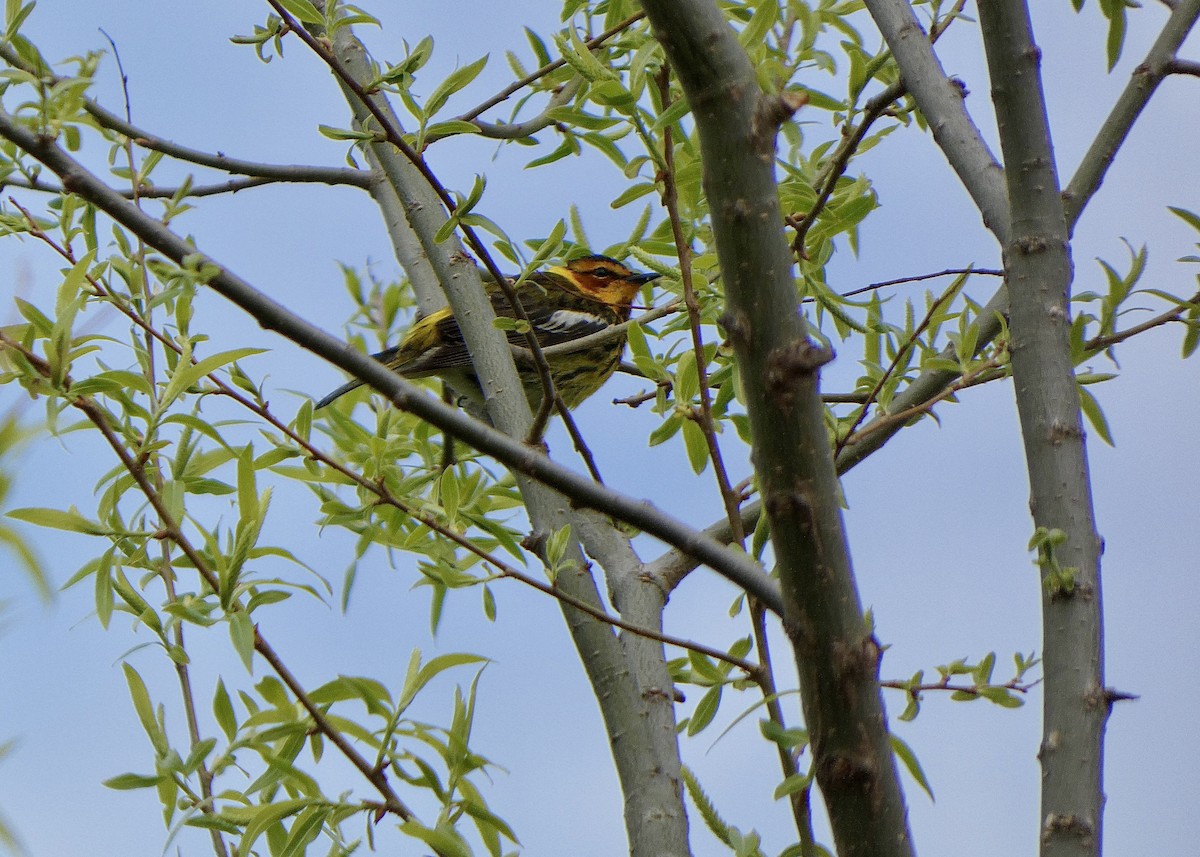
left=107, top=654, right=507, bottom=857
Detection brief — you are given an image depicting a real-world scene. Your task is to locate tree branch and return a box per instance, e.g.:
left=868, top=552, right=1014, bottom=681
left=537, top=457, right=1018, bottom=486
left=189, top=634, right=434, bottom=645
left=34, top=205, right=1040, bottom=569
left=0, top=107, right=782, bottom=610
left=842, top=0, right=1200, bottom=474
left=303, top=12, right=700, bottom=855
left=975, top=6, right=1106, bottom=856
left=862, top=0, right=1010, bottom=243
left=1063, top=0, right=1200, bottom=229
left=641, top=3, right=915, bottom=855
left=0, top=41, right=374, bottom=189
left=456, top=12, right=645, bottom=122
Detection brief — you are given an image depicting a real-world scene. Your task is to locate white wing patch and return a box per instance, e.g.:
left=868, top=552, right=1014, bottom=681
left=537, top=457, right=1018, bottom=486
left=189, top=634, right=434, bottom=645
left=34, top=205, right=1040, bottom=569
left=538, top=309, right=607, bottom=337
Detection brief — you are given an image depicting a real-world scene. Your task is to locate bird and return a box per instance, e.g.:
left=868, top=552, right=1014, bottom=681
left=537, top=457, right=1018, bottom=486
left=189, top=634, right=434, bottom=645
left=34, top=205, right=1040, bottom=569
left=315, top=254, right=661, bottom=412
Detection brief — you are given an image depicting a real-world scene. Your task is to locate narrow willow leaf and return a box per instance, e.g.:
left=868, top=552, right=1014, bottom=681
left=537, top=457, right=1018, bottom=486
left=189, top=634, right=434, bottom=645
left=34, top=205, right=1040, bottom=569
left=890, top=733, right=934, bottom=800
left=212, top=678, right=237, bottom=740
left=425, top=54, right=489, bottom=117
left=687, top=685, right=722, bottom=735
left=122, top=663, right=168, bottom=755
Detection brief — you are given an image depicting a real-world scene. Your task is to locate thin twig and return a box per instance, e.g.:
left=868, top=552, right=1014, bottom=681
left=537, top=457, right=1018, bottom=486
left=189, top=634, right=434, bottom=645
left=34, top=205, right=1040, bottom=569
left=656, top=67, right=745, bottom=548
left=0, top=41, right=373, bottom=189
left=790, top=0, right=968, bottom=256
left=1083, top=290, right=1200, bottom=352
left=456, top=12, right=646, bottom=122
left=840, top=267, right=1004, bottom=299
left=1168, top=58, right=1200, bottom=76
left=1, top=174, right=292, bottom=198
left=266, top=0, right=563, bottom=444
left=1, top=330, right=427, bottom=824
left=842, top=358, right=1007, bottom=447
left=834, top=274, right=967, bottom=457
left=879, top=676, right=1039, bottom=697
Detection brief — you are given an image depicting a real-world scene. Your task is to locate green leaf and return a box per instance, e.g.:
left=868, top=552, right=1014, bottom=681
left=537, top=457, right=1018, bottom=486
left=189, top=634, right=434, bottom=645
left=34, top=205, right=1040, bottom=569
left=94, top=548, right=113, bottom=629
left=229, top=611, right=256, bottom=672
left=1182, top=304, right=1200, bottom=358
left=278, top=806, right=329, bottom=857
left=239, top=798, right=313, bottom=857
left=159, top=347, right=265, bottom=412
left=544, top=523, right=572, bottom=571
left=772, top=770, right=813, bottom=800
left=687, top=685, right=722, bottom=735
left=555, top=27, right=615, bottom=83
left=7, top=505, right=108, bottom=535
left=424, top=119, right=483, bottom=140
left=103, top=772, right=165, bottom=790
left=425, top=54, right=489, bottom=117
left=122, top=663, right=168, bottom=756
left=4, top=0, right=35, bottom=39
left=397, top=650, right=488, bottom=714
left=890, top=733, right=934, bottom=800
left=213, top=678, right=238, bottom=740
left=276, top=0, right=322, bottom=25
left=610, top=182, right=657, bottom=210
left=398, top=820, right=473, bottom=857
left=980, top=686, right=1024, bottom=708
left=681, top=418, right=709, bottom=475
left=1078, top=386, right=1114, bottom=446
left=236, top=445, right=259, bottom=524
left=738, top=0, right=778, bottom=48
left=651, top=97, right=692, bottom=132
left=317, top=124, right=381, bottom=142
left=1169, top=206, right=1200, bottom=234
left=1104, top=0, right=1126, bottom=71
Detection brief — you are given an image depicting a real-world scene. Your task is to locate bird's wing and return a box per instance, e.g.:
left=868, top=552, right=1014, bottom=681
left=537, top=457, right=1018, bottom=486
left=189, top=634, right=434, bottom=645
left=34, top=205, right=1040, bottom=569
left=381, top=287, right=615, bottom=376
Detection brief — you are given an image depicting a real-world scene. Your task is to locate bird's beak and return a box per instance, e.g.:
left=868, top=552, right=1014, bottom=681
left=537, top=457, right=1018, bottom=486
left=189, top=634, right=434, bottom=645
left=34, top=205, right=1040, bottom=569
left=631, top=272, right=662, bottom=285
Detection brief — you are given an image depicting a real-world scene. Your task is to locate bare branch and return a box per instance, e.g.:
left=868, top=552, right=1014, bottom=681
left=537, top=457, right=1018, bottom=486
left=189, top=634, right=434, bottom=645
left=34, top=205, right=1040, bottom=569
left=976, top=6, right=1106, bottom=856
left=0, top=41, right=373, bottom=189
left=1168, top=57, right=1200, bottom=76
left=3, top=174, right=293, bottom=198
left=1064, top=0, right=1200, bottom=228
left=863, top=0, right=1010, bottom=243
left=642, top=2, right=915, bottom=854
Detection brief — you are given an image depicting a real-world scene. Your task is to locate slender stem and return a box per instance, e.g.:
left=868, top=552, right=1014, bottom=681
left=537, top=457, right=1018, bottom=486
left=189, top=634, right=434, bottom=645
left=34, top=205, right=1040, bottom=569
left=3, top=353, right=425, bottom=826
left=975, top=6, right=1106, bottom=855
left=834, top=275, right=963, bottom=456
left=456, top=12, right=646, bottom=122
left=0, top=40, right=370, bottom=187
left=751, top=600, right=816, bottom=852
left=840, top=267, right=1004, bottom=299
left=1063, top=0, right=1200, bottom=229
left=266, top=0, right=562, bottom=439
left=1083, top=291, right=1200, bottom=352
left=3, top=174, right=303, bottom=198
left=656, top=68, right=745, bottom=547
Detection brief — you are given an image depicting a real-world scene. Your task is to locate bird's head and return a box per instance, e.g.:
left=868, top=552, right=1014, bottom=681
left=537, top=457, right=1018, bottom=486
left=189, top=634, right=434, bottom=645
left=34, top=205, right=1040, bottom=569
left=551, top=254, right=661, bottom=310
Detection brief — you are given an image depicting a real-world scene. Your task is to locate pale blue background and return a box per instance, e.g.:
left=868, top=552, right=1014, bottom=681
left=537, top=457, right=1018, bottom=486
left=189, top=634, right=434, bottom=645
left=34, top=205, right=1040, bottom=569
left=0, top=3, right=1196, bottom=856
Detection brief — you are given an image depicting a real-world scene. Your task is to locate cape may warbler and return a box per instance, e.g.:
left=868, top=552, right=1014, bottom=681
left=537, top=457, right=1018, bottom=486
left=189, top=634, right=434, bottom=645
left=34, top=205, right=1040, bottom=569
left=315, top=255, right=660, bottom=411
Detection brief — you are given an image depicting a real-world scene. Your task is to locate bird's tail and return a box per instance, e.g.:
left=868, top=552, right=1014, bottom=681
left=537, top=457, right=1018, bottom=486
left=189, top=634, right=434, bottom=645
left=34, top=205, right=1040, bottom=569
left=314, top=377, right=366, bottom=410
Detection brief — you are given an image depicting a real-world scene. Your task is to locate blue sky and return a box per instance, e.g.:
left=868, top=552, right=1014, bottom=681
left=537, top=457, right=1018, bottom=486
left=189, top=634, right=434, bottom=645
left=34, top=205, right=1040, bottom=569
left=0, top=2, right=1198, bottom=856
